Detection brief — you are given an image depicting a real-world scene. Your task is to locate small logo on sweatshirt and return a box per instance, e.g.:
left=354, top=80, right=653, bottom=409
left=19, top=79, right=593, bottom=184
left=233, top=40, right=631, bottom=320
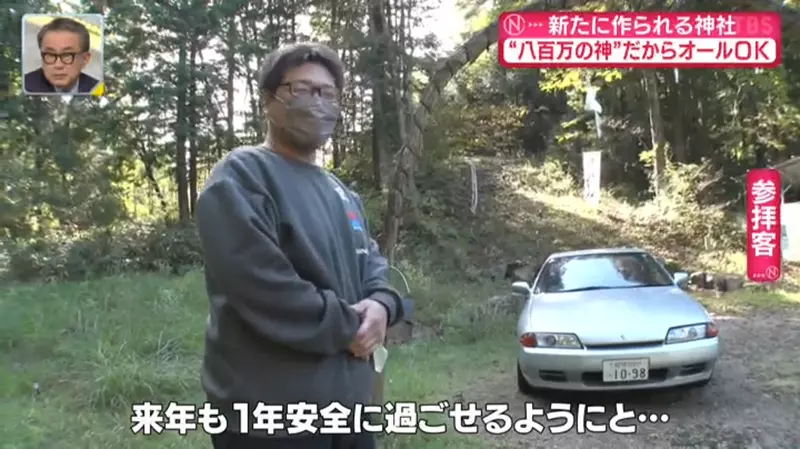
left=347, top=211, right=363, bottom=231
left=333, top=185, right=350, bottom=203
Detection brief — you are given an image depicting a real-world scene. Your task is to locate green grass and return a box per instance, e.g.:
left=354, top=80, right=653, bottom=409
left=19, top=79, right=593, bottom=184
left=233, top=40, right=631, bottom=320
left=3, top=268, right=798, bottom=449
left=0, top=270, right=515, bottom=449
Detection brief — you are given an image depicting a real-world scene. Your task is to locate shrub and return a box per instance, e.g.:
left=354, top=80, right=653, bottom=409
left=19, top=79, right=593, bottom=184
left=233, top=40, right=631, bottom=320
left=523, top=158, right=579, bottom=196
left=5, top=222, right=202, bottom=282
left=4, top=187, right=387, bottom=284
left=618, top=162, right=745, bottom=255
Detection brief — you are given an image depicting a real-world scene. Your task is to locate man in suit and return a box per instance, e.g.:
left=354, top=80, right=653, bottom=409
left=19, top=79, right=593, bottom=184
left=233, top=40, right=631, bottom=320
left=24, top=17, right=99, bottom=94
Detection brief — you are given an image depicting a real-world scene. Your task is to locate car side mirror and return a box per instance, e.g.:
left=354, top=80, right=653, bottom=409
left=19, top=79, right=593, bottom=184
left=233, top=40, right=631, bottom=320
left=511, top=281, right=531, bottom=296
left=673, top=272, right=689, bottom=289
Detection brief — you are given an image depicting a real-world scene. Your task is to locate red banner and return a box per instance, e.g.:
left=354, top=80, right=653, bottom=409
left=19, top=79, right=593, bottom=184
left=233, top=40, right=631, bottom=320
left=746, top=168, right=782, bottom=283
left=498, top=12, right=781, bottom=69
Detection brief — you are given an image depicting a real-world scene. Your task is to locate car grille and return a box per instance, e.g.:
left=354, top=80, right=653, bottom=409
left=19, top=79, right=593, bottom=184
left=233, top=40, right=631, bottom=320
left=583, top=340, right=664, bottom=350
left=537, top=362, right=709, bottom=385
left=679, top=362, right=707, bottom=376
left=539, top=370, right=568, bottom=382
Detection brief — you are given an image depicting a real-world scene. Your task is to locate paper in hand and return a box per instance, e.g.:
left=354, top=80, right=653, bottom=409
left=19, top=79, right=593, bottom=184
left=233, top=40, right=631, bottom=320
left=373, top=345, right=388, bottom=373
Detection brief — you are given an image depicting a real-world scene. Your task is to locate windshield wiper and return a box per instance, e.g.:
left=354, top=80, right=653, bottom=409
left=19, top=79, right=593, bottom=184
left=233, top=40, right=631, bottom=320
left=556, top=286, right=614, bottom=293
left=613, top=284, right=671, bottom=289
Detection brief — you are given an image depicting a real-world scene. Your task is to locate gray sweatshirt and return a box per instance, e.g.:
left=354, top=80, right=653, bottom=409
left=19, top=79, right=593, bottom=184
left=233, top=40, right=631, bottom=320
left=195, top=146, right=403, bottom=436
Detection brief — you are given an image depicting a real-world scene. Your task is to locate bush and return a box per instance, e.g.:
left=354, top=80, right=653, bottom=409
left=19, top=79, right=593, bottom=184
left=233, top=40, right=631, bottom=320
left=3, top=193, right=388, bottom=284
left=498, top=158, right=579, bottom=196
left=523, top=158, right=579, bottom=195
left=3, top=187, right=388, bottom=284
left=618, top=162, right=745, bottom=254
left=5, top=222, right=202, bottom=282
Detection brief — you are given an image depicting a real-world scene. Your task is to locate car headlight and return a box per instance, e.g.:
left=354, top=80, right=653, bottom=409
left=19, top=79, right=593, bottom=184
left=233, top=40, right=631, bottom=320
left=665, top=322, right=718, bottom=344
left=519, top=332, right=583, bottom=349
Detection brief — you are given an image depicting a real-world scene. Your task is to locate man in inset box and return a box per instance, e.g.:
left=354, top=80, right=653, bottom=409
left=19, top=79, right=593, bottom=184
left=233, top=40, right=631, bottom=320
left=24, top=17, right=99, bottom=94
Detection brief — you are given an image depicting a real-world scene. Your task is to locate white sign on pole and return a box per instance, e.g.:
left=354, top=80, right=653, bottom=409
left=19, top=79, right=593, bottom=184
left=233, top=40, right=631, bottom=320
left=585, top=86, right=603, bottom=138
left=585, top=87, right=602, bottom=114
left=583, top=151, right=602, bottom=207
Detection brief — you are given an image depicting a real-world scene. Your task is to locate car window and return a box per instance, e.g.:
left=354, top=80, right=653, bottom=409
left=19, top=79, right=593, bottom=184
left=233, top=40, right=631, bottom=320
left=534, top=252, right=674, bottom=293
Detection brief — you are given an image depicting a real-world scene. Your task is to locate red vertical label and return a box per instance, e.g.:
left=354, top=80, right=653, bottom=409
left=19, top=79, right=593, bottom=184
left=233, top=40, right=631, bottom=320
left=746, top=168, right=782, bottom=282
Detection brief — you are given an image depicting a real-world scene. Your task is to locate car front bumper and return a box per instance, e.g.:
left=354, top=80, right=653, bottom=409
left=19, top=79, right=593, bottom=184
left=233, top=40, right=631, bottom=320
left=518, top=337, right=719, bottom=391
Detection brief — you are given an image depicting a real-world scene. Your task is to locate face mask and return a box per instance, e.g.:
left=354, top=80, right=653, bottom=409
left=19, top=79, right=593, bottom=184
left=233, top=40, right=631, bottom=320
left=269, top=94, right=340, bottom=152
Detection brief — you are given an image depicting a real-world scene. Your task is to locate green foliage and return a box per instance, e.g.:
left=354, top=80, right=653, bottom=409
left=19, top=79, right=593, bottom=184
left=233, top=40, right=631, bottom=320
left=327, top=160, right=388, bottom=233
left=327, top=156, right=374, bottom=192
left=631, top=162, right=746, bottom=253
left=5, top=223, right=202, bottom=282
left=520, top=158, right=579, bottom=196
left=5, top=0, right=800, bottom=243
left=539, top=68, right=623, bottom=93
left=426, top=102, right=528, bottom=159
left=3, top=0, right=800, bottom=285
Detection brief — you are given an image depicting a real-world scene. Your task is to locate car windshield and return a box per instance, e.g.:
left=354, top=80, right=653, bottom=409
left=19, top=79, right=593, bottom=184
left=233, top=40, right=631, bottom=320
left=534, top=252, right=674, bottom=294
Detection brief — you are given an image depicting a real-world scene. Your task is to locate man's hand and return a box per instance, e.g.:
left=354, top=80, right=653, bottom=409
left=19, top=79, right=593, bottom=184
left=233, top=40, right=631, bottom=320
left=348, top=299, right=388, bottom=359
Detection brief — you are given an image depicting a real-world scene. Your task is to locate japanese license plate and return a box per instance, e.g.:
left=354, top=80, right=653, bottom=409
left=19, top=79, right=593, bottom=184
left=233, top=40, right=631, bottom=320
left=602, top=358, right=649, bottom=382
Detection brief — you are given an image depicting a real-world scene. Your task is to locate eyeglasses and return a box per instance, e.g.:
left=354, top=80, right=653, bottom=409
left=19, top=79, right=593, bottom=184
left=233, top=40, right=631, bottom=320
left=41, top=52, right=80, bottom=65
left=279, top=81, right=339, bottom=101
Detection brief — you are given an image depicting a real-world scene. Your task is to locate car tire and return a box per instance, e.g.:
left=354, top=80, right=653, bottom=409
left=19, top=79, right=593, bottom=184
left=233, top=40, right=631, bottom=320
left=517, top=363, right=537, bottom=396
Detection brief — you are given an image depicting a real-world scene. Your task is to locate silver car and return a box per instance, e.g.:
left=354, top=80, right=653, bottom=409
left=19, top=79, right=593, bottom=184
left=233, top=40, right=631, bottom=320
left=514, top=248, right=719, bottom=393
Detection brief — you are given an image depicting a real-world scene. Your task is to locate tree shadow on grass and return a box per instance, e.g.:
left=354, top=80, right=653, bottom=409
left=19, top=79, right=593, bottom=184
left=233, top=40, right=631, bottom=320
left=435, top=186, right=670, bottom=279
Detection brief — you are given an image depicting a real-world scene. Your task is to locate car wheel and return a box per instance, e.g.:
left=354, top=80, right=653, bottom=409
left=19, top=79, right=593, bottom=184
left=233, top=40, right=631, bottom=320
left=517, top=363, right=537, bottom=396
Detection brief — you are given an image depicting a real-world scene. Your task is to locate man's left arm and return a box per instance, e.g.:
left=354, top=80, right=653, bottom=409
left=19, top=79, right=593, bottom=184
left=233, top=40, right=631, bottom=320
left=354, top=195, right=404, bottom=327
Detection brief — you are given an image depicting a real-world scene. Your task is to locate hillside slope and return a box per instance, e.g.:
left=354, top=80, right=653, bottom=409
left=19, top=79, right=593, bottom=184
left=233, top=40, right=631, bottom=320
left=400, top=156, right=751, bottom=282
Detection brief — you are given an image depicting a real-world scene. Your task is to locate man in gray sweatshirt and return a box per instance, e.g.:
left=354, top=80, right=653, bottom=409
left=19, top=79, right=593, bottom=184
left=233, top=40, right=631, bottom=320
left=195, top=42, right=404, bottom=449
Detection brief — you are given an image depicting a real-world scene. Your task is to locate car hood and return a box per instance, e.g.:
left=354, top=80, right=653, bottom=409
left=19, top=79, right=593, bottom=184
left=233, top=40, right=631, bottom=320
left=528, top=286, right=711, bottom=345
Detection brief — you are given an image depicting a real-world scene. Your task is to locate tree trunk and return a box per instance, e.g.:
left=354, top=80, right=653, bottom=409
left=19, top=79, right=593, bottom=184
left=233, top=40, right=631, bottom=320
left=368, top=0, right=389, bottom=189
left=136, top=143, right=169, bottom=212
left=330, top=0, right=343, bottom=168
left=643, top=70, right=667, bottom=194
left=188, top=38, right=199, bottom=216
left=175, top=40, right=190, bottom=222
left=664, top=69, right=686, bottom=163
left=398, top=0, right=412, bottom=138
left=225, top=15, right=236, bottom=154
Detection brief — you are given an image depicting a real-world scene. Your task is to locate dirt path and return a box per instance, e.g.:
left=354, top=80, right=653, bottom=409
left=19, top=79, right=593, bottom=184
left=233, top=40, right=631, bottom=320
left=461, top=309, right=800, bottom=449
